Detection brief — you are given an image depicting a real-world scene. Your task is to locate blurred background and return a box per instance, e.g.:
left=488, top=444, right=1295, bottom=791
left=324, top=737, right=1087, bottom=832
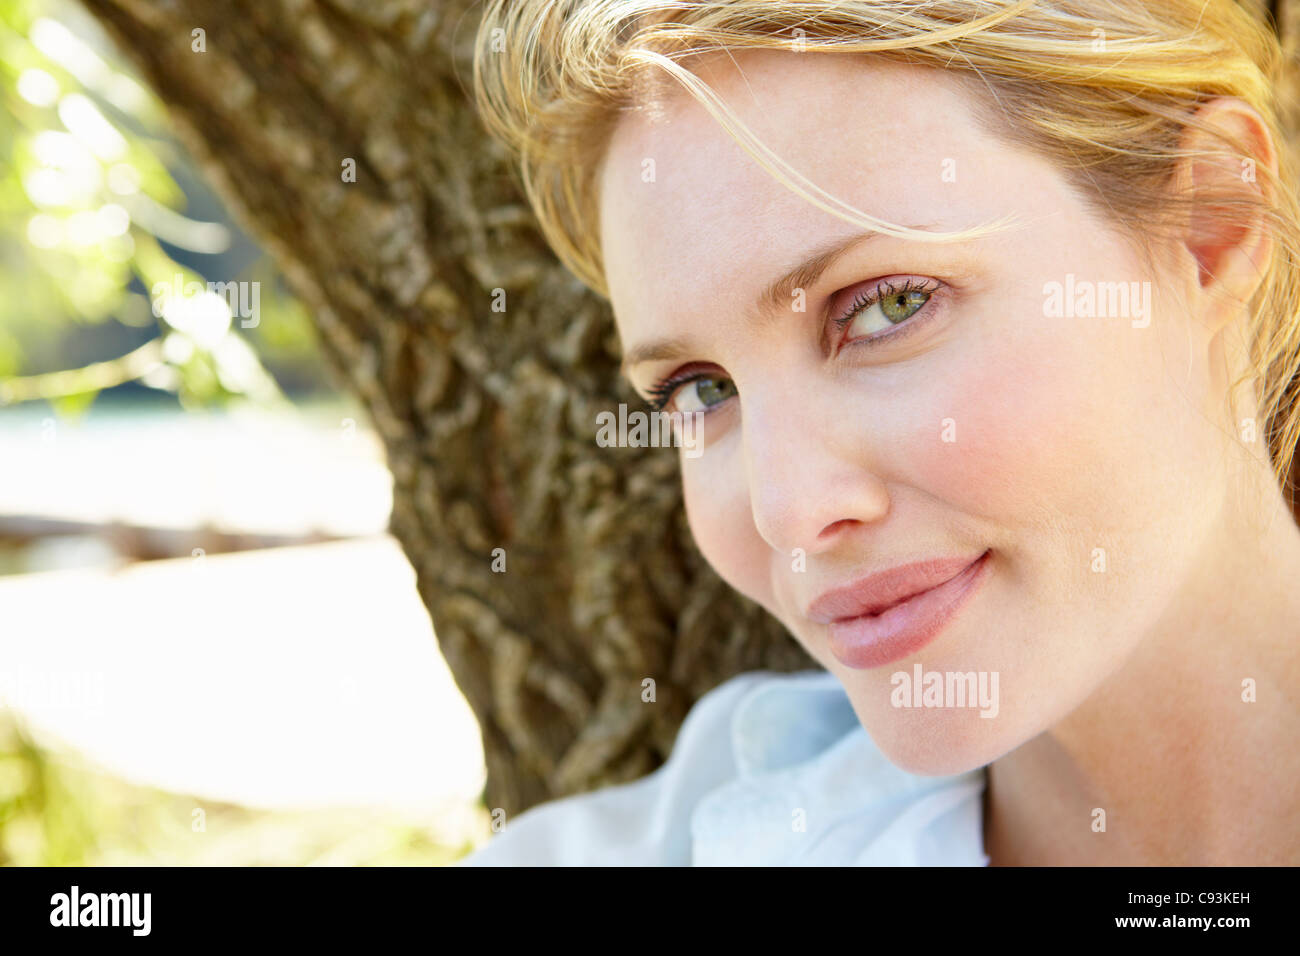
left=0, top=0, right=489, bottom=864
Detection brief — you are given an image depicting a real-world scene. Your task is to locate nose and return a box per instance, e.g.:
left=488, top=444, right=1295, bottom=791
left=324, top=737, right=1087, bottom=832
left=742, top=390, right=891, bottom=557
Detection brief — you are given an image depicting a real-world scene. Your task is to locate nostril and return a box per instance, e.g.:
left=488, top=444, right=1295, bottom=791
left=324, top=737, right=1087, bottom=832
left=817, top=518, right=859, bottom=540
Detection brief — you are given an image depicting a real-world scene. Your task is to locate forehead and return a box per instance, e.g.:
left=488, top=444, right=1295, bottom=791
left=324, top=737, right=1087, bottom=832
left=596, top=50, right=1001, bottom=342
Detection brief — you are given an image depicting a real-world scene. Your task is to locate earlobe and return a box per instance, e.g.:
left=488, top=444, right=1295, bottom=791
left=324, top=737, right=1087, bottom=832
left=1176, top=97, right=1277, bottom=330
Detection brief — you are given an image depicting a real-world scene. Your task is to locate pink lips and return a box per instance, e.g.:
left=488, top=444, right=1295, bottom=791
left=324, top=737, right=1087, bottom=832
left=807, top=550, right=991, bottom=669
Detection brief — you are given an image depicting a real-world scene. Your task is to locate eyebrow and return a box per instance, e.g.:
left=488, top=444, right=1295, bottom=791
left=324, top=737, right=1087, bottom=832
left=620, top=227, right=912, bottom=373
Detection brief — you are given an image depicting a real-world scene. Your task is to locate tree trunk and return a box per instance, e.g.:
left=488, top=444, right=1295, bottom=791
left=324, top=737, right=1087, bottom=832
left=76, top=0, right=813, bottom=818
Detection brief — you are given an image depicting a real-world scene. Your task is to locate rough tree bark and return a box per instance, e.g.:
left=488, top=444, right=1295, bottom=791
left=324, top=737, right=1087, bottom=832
left=76, top=0, right=1297, bottom=819
left=75, top=0, right=814, bottom=818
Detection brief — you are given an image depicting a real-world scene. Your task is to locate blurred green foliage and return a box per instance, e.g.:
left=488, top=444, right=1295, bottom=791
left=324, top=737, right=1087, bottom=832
left=0, top=0, right=330, bottom=416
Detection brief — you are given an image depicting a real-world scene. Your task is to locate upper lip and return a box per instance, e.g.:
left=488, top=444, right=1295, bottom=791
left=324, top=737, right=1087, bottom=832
left=806, top=551, right=988, bottom=624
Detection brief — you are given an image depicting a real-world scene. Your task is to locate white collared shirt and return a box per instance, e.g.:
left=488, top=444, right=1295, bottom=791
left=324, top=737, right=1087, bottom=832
left=459, top=669, right=989, bottom=866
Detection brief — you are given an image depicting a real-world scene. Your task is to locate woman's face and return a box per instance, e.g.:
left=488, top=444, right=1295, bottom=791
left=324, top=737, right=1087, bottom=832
left=599, top=51, right=1233, bottom=774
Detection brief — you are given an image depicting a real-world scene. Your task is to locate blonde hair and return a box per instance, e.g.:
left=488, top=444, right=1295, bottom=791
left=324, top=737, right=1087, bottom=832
left=472, top=0, right=1300, bottom=511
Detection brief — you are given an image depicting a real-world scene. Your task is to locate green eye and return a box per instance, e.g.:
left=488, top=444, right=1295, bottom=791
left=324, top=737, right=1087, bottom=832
left=880, top=289, right=929, bottom=324
left=837, top=278, right=939, bottom=341
left=645, top=370, right=738, bottom=415
left=679, top=375, right=736, bottom=412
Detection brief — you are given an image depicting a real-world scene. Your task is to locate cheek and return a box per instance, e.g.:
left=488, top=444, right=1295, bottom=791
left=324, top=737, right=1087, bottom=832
left=913, top=349, right=1102, bottom=522
left=910, top=305, right=1154, bottom=537
left=681, top=448, right=777, bottom=610
left=905, top=285, right=1216, bottom=621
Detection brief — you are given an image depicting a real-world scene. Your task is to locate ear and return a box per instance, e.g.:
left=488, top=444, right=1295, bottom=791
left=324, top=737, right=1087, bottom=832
left=1174, top=97, right=1277, bottom=334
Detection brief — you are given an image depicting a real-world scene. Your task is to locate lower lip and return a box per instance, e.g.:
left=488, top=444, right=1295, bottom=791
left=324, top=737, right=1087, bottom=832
left=826, top=550, right=991, bottom=670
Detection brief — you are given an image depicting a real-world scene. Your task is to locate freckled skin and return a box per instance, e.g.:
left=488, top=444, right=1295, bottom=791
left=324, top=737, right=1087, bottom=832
left=597, top=48, right=1300, bottom=863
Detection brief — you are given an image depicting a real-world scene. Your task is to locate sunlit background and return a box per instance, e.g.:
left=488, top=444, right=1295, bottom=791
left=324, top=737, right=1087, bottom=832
left=0, top=0, right=490, bottom=864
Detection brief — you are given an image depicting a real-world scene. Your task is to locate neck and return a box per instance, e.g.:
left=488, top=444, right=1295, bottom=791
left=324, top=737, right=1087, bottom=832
left=984, top=460, right=1300, bottom=865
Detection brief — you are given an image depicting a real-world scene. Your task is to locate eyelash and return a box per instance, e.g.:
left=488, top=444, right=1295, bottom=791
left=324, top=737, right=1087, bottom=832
left=645, top=363, right=711, bottom=413
left=644, top=276, right=943, bottom=413
left=832, top=276, right=941, bottom=340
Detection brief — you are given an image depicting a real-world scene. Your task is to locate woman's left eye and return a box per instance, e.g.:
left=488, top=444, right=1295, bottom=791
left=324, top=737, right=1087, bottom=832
left=835, top=278, right=940, bottom=344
